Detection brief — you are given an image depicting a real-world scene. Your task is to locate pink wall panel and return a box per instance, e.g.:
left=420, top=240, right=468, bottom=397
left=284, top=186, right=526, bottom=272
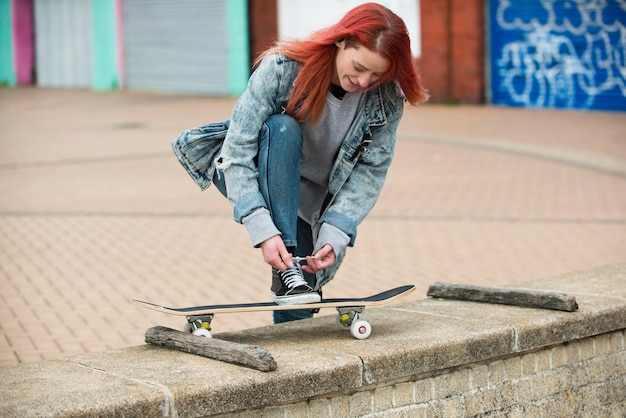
left=12, top=0, right=33, bottom=84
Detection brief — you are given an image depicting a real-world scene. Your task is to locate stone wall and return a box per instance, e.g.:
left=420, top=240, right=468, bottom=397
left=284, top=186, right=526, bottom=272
left=1, top=264, right=624, bottom=417
left=221, top=330, right=624, bottom=417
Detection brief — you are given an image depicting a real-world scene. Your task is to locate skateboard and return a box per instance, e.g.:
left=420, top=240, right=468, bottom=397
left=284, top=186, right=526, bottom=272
left=132, top=285, right=415, bottom=340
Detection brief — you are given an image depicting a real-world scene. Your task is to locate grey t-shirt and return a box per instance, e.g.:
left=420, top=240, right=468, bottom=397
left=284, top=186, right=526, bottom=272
left=299, top=91, right=365, bottom=223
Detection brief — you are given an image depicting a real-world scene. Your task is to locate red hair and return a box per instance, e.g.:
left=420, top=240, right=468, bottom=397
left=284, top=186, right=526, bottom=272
left=257, top=3, right=428, bottom=123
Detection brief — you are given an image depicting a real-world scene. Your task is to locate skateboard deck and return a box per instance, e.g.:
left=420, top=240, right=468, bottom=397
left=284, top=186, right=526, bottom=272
left=132, top=285, right=415, bottom=339
left=132, top=285, right=414, bottom=315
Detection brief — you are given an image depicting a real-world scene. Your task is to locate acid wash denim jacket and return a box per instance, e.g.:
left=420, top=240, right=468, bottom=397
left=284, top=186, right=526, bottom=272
left=172, top=53, right=405, bottom=289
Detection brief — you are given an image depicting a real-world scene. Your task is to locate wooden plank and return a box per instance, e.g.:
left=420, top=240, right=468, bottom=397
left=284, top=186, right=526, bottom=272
left=145, top=326, right=277, bottom=372
left=426, top=282, right=579, bottom=312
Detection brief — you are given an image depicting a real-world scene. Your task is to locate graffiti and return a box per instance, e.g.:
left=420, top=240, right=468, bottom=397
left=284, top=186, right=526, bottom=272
left=492, top=0, right=626, bottom=110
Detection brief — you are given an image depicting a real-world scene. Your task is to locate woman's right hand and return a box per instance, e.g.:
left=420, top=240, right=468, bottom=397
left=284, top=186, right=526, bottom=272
left=260, top=235, right=293, bottom=271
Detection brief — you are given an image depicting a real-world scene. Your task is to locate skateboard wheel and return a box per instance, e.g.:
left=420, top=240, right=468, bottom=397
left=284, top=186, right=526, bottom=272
left=350, top=319, right=372, bottom=339
left=192, top=328, right=212, bottom=338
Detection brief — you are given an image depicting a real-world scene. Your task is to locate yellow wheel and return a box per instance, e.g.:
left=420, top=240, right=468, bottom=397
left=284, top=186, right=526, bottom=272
left=338, top=313, right=352, bottom=329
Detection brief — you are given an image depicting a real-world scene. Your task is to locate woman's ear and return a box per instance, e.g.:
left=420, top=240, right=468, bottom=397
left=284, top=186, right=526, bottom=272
left=335, top=40, right=345, bottom=49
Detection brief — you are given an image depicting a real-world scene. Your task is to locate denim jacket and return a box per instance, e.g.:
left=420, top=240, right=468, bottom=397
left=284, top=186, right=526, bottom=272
left=172, top=53, right=405, bottom=287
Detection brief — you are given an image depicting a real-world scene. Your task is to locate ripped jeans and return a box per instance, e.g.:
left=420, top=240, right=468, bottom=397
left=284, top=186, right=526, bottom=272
left=212, top=115, right=318, bottom=323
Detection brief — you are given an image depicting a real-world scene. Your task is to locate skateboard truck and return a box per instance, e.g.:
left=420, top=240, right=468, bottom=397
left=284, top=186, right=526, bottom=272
left=185, top=307, right=372, bottom=339
left=185, top=314, right=214, bottom=338
left=336, top=306, right=371, bottom=339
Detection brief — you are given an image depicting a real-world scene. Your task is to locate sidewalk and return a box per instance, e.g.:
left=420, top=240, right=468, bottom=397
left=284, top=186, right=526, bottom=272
left=1, top=87, right=625, bottom=366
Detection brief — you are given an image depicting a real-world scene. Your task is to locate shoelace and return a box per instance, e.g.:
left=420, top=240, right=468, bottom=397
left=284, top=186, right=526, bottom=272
left=280, top=265, right=309, bottom=289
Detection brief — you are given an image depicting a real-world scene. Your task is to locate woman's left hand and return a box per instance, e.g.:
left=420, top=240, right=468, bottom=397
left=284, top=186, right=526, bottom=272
left=301, top=245, right=335, bottom=274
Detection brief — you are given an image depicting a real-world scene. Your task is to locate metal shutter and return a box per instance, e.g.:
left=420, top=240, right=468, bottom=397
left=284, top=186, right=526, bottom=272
left=34, top=0, right=92, bottom=88
left=122, top=0, right=228, bottom=95
left=488, top=0, right=626, bottom=111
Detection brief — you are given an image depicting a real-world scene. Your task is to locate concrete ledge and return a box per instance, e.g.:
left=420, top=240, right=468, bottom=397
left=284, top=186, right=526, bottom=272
left=1, top=264, right=625, bottom=417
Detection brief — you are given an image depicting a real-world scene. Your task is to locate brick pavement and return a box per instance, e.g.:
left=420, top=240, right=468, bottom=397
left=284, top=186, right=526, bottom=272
left=1, top=88, right=625, bottom=366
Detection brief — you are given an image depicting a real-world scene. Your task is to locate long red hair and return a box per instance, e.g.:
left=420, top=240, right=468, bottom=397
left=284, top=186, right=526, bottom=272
left=257, top=3, right=428, bottom=123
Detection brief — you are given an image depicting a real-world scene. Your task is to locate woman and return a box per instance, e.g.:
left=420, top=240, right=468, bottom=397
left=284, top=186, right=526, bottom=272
left=173, top=3, right=428, bottom=323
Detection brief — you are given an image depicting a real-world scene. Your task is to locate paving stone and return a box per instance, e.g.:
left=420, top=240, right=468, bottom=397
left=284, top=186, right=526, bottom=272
left=0, top=88, right=624, bottom=366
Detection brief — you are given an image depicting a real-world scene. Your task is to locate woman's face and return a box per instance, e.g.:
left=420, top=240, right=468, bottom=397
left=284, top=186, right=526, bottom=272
left=332, top=40, right=390, bottom=92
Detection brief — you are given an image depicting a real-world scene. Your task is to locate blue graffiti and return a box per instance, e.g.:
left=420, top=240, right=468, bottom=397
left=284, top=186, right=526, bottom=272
left=492, top=0, right=626, bottom=111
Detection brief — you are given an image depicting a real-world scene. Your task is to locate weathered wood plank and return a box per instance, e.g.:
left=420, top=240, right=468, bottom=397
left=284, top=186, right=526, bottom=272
left=426, top=282, right=579, bottom=312
left=145, top=326, right=277, bottom=371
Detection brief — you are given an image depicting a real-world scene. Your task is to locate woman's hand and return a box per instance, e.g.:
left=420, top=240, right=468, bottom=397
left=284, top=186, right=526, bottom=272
left=260, top=235, right=293, bottom=271
left=302, top=244, right=335, bottom=274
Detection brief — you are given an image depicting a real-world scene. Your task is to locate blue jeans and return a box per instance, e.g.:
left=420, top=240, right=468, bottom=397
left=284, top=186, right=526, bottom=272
left=213, top=115, right=317, bottom=323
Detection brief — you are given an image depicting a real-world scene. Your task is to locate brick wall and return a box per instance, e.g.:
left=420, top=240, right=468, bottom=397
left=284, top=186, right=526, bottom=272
left=248, top=0, right=278, bottom=65
left=248, top=1, right=486, bottom=104
left=217, top=330, right=625, bottom=417
left=419, top=0, right=485, bottom=104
